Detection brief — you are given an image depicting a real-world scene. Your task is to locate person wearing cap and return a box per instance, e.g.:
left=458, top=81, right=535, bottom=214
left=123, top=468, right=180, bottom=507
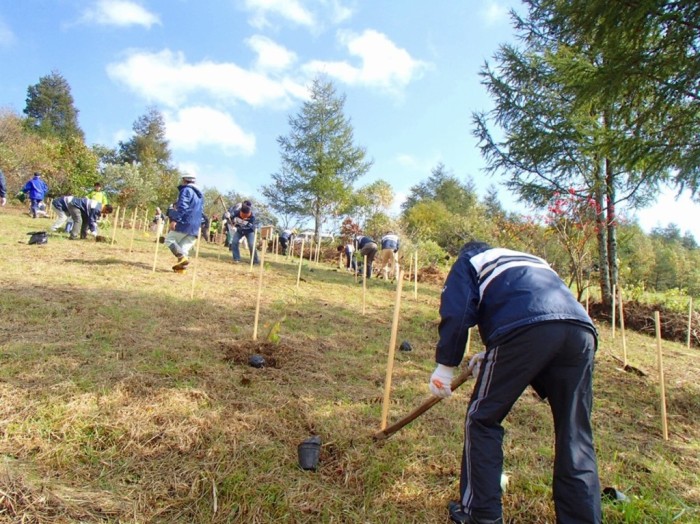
left=87, top=182, right=108, bottom=206
left=67, top=197, right=113, bottom=239
left=378, top=232, right=400, bottom=280
left=21, top=172, right=49, bottom=218
left=165, top=174, right=204, bottom=271
left=230, top=203, right=259, bottom=264
left=354, top=235, right=378, bottom=278
left=431, top=241, right=600, bottom=524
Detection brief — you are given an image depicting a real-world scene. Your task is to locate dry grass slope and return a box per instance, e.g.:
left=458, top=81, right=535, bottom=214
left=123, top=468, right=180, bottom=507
left=0, top=207, right=698, bottom=523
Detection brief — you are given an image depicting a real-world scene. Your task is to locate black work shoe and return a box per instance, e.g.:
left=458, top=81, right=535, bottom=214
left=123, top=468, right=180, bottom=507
left=448, top=501, right=503, bottom=524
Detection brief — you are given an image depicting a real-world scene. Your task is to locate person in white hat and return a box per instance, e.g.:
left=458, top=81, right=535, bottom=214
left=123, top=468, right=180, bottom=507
left=164, top=174, right=204, bottom=272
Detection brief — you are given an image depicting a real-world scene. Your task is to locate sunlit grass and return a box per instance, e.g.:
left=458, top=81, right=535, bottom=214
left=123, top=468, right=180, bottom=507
left=0, top=206, right=698, bottom=522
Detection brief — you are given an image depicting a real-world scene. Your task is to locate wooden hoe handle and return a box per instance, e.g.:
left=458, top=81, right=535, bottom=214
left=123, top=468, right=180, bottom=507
left=373, top=368, right=473, bottom=441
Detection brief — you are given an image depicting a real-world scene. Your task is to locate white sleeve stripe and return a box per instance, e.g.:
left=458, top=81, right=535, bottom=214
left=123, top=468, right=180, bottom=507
left=478, top=260, right=557, bottom=297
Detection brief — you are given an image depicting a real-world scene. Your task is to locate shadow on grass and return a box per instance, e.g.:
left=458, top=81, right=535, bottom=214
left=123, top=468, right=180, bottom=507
left=64, top=257, right=157, bottom=272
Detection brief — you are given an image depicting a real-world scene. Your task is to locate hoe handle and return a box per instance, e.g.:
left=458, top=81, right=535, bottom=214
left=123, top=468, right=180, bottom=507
left=373, top=368, right=473, bottom=441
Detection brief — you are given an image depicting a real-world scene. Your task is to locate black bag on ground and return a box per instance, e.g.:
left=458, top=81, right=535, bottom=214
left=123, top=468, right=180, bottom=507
left=27, top=231, right=48, bottom=245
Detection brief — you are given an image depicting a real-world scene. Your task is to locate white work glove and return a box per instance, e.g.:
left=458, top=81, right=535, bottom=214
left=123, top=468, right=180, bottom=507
left=430, top=364, right=456, bottom=398
left=1, top=197, right=6, bottom=206
left=468, top=351, right=485, bottom=379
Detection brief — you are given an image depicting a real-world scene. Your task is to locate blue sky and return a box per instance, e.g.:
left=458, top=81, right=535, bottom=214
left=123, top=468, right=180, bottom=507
left=0, top=0, right=697, bottom=238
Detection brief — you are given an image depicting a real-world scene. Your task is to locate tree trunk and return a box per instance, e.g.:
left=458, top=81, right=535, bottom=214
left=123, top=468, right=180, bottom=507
left=593, top=162, right=611, bottom=306
left=605, top=156, right=619, bottom=304
left=313, top=198, right=322, bottom=245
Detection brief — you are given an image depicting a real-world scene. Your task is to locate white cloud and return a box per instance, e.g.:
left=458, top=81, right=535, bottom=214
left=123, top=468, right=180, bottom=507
left=81, top=0, right=160, bottom=28
left=634, top=188, right=700, bottom=240
left=396, top=152, right=443, bottom=174
left=246, top=35, right=297, bottom=71
left=0, top=17, right=16, bottom=47
left=107, top=49, right=306, bottom=107
left=391, top=190, right=407, bottom=216
left=303, top=30, right=429, bottom=92
left=164, top=106, right=256, bottom=155
left=327, top=0, right=353, bottom=24
left=481, top=1, right=510, bottom=26
left=243, top=0, right=315, bottom=29
left=242, top=0, right=354, bottom=31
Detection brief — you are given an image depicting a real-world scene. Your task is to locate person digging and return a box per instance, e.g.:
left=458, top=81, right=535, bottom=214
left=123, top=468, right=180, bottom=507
left=164, top=174, right=204, bottom=272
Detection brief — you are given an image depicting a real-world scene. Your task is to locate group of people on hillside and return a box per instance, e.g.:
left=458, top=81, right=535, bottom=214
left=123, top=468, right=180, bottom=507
left=8, top=172, right=114, bottom=239
left=161, top=175, right=262, bottom=272
left=2, top=169, right=602, bottom=524
left=339, top=232, right=400, bottom=280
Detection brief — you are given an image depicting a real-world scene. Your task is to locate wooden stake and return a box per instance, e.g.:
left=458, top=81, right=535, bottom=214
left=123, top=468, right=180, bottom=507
left=407, top=252, right=413, bottom=284
left=120, top=206, right=127, bottom=229
left=190, top=227, right=203, bottom=299
left=252, top=243, right=268, bottom=340
left=654, top=311, right=669, bottom=441
left=248, top=230, right=258, bottom=273
left=413, top=251, right=418, bottom=299
left=585, top=279, right=590, bottom=314
left=618, top=285, right=627, bottom=367
left=296, top=238, right=305, bottom=289
left=143, top=208, right=150, bottom=231
left=128, top=207, right=139, bottom=253
left=466, top=327, right=472, bottom=355
left=687, top=297, right=693, bottom=349
left=611, top=284, right=617, bottom=339
left=152, top=219, right=166, bottom=272
left=380, top=270, right=406, bottom=430
left=110, top=205, right=120, bottom=246
left=362, top=255, right=367, bottom=315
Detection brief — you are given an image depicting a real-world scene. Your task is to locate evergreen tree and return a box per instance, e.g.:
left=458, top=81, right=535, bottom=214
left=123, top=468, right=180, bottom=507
left=23, top=71, right=84, bottom=140
left=472, top=2, right=672, bottom=306
left=118, top=108, right=172, bottom=167
left=115, top=108, right=180, bottom=205
left=530, top=0, right=700, bottom=195
left=401, top=163, right=477, bottom=215
left=262, top=77, right=372, bottom=240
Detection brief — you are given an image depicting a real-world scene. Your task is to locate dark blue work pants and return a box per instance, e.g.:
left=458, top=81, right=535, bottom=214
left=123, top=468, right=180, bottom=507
left=460, top=321, right=601, bottom=524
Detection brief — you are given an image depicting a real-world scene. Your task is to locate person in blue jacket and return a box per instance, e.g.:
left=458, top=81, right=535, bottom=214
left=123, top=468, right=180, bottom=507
left=165, top=174, right=204, bottom=271
left=278, top=228, right=295, bottom=255
left=50, top=195, right=75, bottom=232
left=67, top=197, right=113, bottom=239
left=378, top=232, right=400, bottom=280
left=21, top=172, right=49, bottom=218
left=354, top=235, right=378, bottom=278
left=430, top=241, right=601, bottom=524
left=230, top=203, right=259, bottom=264
left=0, top=169, right=7, bottom=207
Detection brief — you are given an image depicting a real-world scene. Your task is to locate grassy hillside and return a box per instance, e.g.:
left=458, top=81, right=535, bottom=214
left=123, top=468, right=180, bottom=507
left=0, top=207, right=698, bottom=523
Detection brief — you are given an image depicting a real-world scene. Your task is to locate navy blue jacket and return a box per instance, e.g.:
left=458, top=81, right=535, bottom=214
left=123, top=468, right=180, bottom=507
left=0, top=170, right=6, bottom=198
left=355, top=236, right=376, bottom=250
left=22, top=175, right=49, bottom=200
left=381, top=234, right=400, bottom=252
left=68, top=197, right=104, bottom=234
left=169, top=184, right=204, bottom=237
left=232, top=208, right=256, bottom=234
left=52, top=195, right=74, bottom=213
left=436, top=242, right=596, bottom=367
